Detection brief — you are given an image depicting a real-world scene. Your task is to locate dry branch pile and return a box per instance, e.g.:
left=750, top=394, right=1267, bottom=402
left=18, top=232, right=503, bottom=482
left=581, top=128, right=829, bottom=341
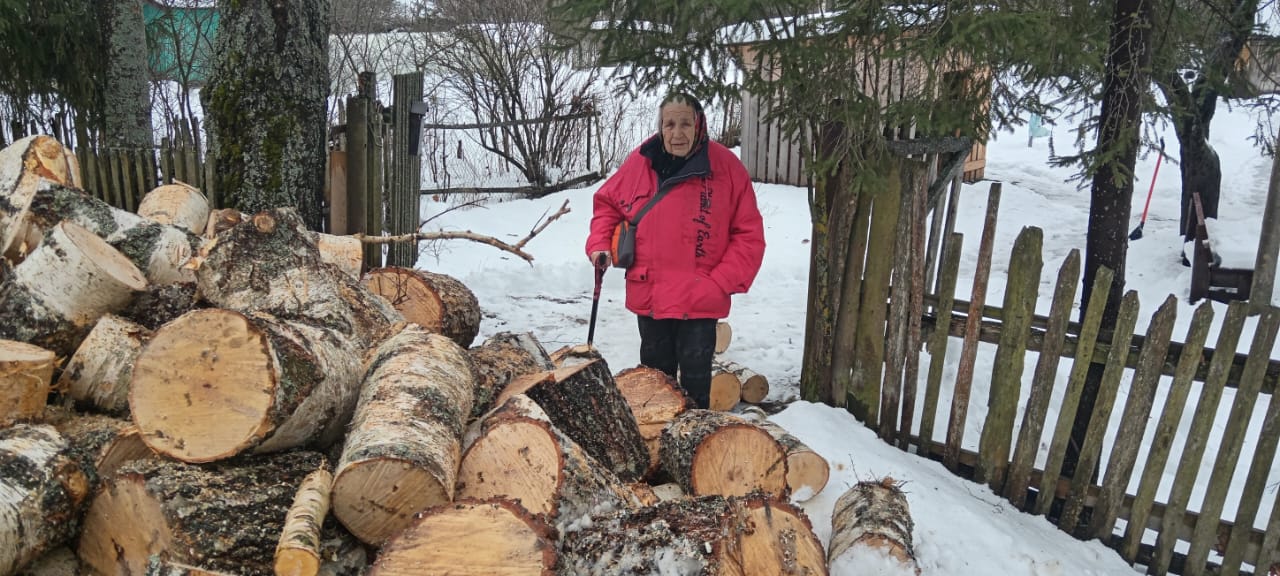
left=0, top=136, right=889, bottom=576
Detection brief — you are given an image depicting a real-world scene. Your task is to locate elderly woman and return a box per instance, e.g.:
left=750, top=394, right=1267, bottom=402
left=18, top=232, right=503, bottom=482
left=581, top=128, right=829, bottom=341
left=586, top=93, right=766, bottom=410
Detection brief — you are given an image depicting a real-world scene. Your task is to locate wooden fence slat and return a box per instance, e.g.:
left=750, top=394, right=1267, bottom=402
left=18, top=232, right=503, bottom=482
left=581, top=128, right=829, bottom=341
left=853, top=158, right=900, bottom=425
left=1034, top=266, right=1115, bottom=517
left=96, top=148, right=111, bottom=203
left=832, top=175, right=873, bottom=406
left=160, top=138, right=173, bottom=185
left=976, top=226, right=1043, bottom=490
left=203, top=152, right=218, bottom=210
left=1058, top=290, right=1141, bottom=534
left=112, top=150, right=128, bottom=210
left=123, top=149, right=139, bottom=212
left=132, top=149, right=148, bottom=210
left=1184, top=308, right=1280, bottom=575
left=1088, top=295, right=1179, bottom=539
left=144, top=147, right=158, bottom=193
left=882, top=159, right=919, bottom=439
left=920, top=233, right=964, bottom=456
left=1221, top=346, right=1280, bottom=572
left=1120, top=301, right=1215, bottom=562
left=899, top=159, right=930, bottom=449
left=1263, top=498, right=1280, bottom=574
left=1150, top=301, right=1249, bottom=575
left=1005, top=249, right=1081, bottom=508
left=944, top=182, right=1001, bottom=470
left=82, top=149, right=99, bottom=200
left=934, top=176, right=962, bottom=296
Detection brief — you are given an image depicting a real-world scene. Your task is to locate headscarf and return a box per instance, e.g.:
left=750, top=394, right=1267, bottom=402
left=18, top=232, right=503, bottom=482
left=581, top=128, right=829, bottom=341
left=650, top=92, right=710, bottom=181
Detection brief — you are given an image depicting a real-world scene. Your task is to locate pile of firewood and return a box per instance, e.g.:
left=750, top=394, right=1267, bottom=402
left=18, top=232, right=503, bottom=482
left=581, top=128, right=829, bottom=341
left=0, top=135, right=919, bottom=576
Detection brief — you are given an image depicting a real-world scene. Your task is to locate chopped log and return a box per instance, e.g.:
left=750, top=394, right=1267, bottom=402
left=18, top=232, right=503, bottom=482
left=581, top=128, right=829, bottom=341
left=118, top=282, right=198, bottom=330
left=467, top=331, right=555, bottom=419
left=0, top=135, right=80, bottom=260
left=332, top=325, right=476, bottom=545
left=145, top=558, right=237, bottom=576
left=57, top=315, right=151, bottom=416
left=77, top=450, right=325, bottom=576
left=0, top=425, right=92, bottom=576
left=196, top=209, right=401, bottom=348
left=456, top=394, right=638, bottom=534
left=549, top=344, right=601, bottom=368
left=203, top=208, right=243, bottom=239
left=709, top=365, right=742, bottom=411
left=715, top=356, right=769, bottom=404
left=629, top=482, right=660, bottom=506
left=362, top=267, right=481, bottom=347
left=651, top=482, right=686, bottom=501
left=614, top=366, right=688, bottom=477
left=55, top=414, right=154, bottom=481
left=557, top=493, right=827, bottom=575
left=370, top=499, right=557, bottom=576
left=275, top=467, right=333, bottom=576
left=0, top=220, right=148, bottom=356
left=311, top=232, right=362, bottom=280
left=15, top=546, right=80, bottom=576
left=137, top=182, right=210, bottom=233
left=0, top=339, right=55, bottom=424
left=661, top=409, right=788, bottom=499
left=130, top=308, right=363, bottom=462
left=754, top=419, right=829, bottom=501
left=715, top=320, right=732, bottom=353
left=828, top=478, right=919, bottom=574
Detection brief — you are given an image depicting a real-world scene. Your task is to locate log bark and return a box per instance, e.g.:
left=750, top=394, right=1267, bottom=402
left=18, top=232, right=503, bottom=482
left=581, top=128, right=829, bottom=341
left=130, top=308, right=363, bottom=463
left=77, top=450, right=325, bottom=576
left=275, top=467, right=333, bottom=576
left=828, top=478, right=919, bottom=573
left=753, top=419, right=829, bottom=502
left=370, top=499, right=558, bottom=576
left=332, top=325, right=476, bottom=545
left=311, top=232, right=362, bottom=280
left=614, top=366, right=688, bottom=478
left=0, top=135, right=80, bottom=261
left=0, top=339, right=55, bottom=424
left=57, top=315, right=151, bottom=416
left=499, top=359, right=648, bottom=482
left=118, top=282, right=198, bottom=330
left=661, top=410, right=788, bottom=499
left=467, top=331, right=554, bottom=419
left=144, top=559, right=237, bottom=576
left=54, top=414, right=155, bottom=483
left=14, top=546, right=79, bottom=576
left=196, top=209, right=401, bottom=348
left=0, top=425, right=92, bottom=576
left=0, top=220, right=148, bottom=356
left=362, top=267, right=481, bottom=347
left=137, top=182, right=210, bottom=233
left=457, top=394, right=638, bottom=535
left=203, top=208, right=242, bottom=239
left=716, top=357, right=769, bottom=404
left=715, top=320, right=732, bottom=354
left=557, top=493, right=827, bottom=575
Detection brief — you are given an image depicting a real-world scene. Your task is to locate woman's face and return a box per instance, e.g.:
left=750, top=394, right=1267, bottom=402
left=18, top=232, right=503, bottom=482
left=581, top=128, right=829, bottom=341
left=661, top=103, right=698, bottom=158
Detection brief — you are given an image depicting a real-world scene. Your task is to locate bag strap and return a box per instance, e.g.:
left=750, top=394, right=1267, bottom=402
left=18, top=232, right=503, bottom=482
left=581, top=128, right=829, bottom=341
left=630, top=182, right=677, bottom=226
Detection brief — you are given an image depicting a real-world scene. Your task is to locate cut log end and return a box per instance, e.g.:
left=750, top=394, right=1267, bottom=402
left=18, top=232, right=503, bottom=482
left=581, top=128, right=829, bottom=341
left=61, top=220, right=149, bottom=294
left=692, top=423, right=787, bottom=498
left=331, top=459, right=451, bottom=545
left=371, top=499, right=557, bottom=576
left=457, top=419, right=560, bottom=517
left=362, top=267, right=480, bottom=347
left=78, top=470, right=174, bottom=576
left=0, top=339, right=56, bottom=423
left=709, top=372, right=741, bottom=411
left=738, top=497, right=828, bottom=575
left=828, top=478, right=918, bottom=573
left=273, top=550, right=320, bottom=576
left=714, top=321, right=732, bottom=354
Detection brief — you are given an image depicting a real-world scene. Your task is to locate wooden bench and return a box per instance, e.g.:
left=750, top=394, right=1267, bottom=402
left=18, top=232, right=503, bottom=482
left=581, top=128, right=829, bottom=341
left=1190, top=191, right=1254, bottom=303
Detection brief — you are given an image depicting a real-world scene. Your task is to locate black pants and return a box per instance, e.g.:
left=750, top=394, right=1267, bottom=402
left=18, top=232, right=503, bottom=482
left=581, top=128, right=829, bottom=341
left=637, top=316, right=718, bottom=410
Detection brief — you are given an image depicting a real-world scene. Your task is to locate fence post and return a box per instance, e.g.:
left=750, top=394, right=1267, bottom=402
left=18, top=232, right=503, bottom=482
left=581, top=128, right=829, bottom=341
left=347, top=94, right=370, bottom=267
left=388, top=72, right=424, bottom=268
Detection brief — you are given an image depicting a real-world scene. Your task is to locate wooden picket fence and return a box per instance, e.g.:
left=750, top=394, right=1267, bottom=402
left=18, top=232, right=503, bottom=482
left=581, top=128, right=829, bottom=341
left=851, top=176, right=1278, bottom=575
left=73, top=137, right=215, bottom=213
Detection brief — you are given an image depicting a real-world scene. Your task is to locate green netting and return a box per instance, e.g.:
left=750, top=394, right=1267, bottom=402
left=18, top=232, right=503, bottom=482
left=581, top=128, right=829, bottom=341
left=143, top=2, right=218, bottom=85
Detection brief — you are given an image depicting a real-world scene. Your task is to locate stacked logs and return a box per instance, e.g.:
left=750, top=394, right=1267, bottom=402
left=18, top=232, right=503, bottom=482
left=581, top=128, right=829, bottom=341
left=708, top=321, right=771, bottom=409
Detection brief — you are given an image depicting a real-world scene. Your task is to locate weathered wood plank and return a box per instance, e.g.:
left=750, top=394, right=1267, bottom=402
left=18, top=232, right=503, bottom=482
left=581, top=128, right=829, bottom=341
left=831, top=172, right=872, bottom=407
left=920, top=233, right=963, bottom=457
left=976, top=226, right=1043, bottom=490
left=881, top=158, right=919, bottom=440
left=934, top=177, right=962, bottom=296
left=851, top=159, right=900, bottom=425
left=1220, top=339, right=1280, bottom=572
left=1088, top=295, right=1178, bottom=539
left=945, top=182, right=1001, bottom=471
left=898, top=159, right=929, bottom=449
left=1262, top=496, right=1280, bottom=575
left=1120, top=301, right=1214, bottom=562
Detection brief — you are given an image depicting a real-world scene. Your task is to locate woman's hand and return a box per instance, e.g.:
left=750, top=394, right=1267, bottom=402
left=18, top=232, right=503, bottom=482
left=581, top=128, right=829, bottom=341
left=589, top=251, right=611, bottom=269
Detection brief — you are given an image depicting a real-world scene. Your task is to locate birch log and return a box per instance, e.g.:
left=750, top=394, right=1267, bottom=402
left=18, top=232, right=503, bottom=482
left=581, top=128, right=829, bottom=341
left=370, top=499, right=557, bottom=576
left=755, top=419, right=829, bottom=501
left=55, top=414, right=155, bottom=482
left=715, top=321, right=732, bottom=353
left=715, top=357, right=769, bottom=404
left=708, top=366, right=742, bottom=411
left=130, top=308, right=363, bottom=462
left=828, top=478, right=919, bottom=574
left=137, top=182, right=210, bottom=233
left=0, top=135, right=79, bottom=261
left=362, top=267, right=481, bottom=347
left=311, top=232, right=362, bottom=280
left=557, top=493, right=828, bottom=575
left=0, top=221, right=147, bottom=355
left=203, top=208, right=242, bottom=239
left=57, top=315, right=151, bottom=416
left=456, top=394, right=638, bottom=534
left=614, top=366, right=688, bottom=478
left=0, top=425, right=92, bottom=576
left=275, top=467, right=333, bottom=576
left=0, top=340, right=55, bottom=424
left=331, top=326, right=476, bottom=545
left=549, top=344, right=602, bottom=368
left=118, top=282, right=198, bottom=330
left=77, top=451, right=325, bottom=576
left=661, top=409, right=788, bottom=499
left=467, top=331, right=554, bottom=419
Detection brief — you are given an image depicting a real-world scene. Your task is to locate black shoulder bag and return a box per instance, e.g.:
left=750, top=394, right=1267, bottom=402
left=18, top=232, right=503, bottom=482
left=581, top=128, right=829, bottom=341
left=610, top=185, right=675, bottom=269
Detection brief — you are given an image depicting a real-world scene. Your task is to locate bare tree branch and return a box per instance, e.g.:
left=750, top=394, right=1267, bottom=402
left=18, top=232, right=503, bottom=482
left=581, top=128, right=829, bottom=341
left=352, top=199, right=571, bottom=263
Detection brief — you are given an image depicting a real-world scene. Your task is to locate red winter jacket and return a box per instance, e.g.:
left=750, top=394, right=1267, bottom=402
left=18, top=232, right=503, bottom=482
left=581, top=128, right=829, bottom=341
left=586, top=136, right=765, bottom=320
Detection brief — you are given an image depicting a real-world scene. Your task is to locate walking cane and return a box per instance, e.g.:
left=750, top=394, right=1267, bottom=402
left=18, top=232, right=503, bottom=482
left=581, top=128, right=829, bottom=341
left=587, top=254, right=606, bottom=346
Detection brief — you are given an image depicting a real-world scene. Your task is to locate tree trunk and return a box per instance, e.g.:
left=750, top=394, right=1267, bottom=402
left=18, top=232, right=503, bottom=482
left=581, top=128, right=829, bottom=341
left=137, top=182, right=211, bottom=234
left=0, top=425, right=92, bottom=576
left=614, top=365, right=688, bottom=478
left=457, top=394, right=638, bottom=534
left=130, top=308, right=363, bottom=463
left=828, top=478, right=918, bottom=573
left=332, top=325, right=476, bottom=546
left=275, top=467, right=332, bottom=576
left=370, top=499, right=558, bottom=575
left=103, top=0, right=153, bottom=149
left=557, top=493, right=827, bottom=575
left=202, top=0, right=329, bottom=229
left=799, top=120, right=843, bottom=404
left=77, top=451, right=325, bottom=576
left=363, top=267, right=482, bottom=347
left=196, top=208, right=402, bottom=348
left=0, top=135, right=82, bottom=260
left=714, top=357, right=769, bottom=404
left=661, top=409, right=788, bottom=499
left=0, top=339, right=55, bottom=424
left=467, top=331, right=554, bottom=419
left=0, top=221, right=148, bottom=356
left=57, top=314, right=150, bottom=416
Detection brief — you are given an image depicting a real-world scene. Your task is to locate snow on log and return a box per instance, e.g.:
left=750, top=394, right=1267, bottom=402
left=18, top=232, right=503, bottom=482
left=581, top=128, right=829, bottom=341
left=56, top=315, right=151, bottom=416
left=196, top=208, right=401, bottom=347
left=311, top=232, right=362, bottom=280
left=332, top=325, right=476, bottom=546
left=130, top=308, right=363, bottom=463
left=557, top=493, right=828, bottom=575
left=0, top=424, right=92, bottom=576
left=0, top=339, right=55, bottom=424
left=0, top=135, right=80, bottom=260
left=715, top=356, right=769, bottom=404
left=370, top=499, right=558, bottom=576
left=361, top=267, right=481, bottom=347
left=137, top=182, right=210, bottom=233
left=614, top=366, right=688, bottom=478
left=77, top=450, right=325, bottom=576
left=467, top=331, right=554, bottom=419
left=715, top=320, right=732, bottom=354
left=498, top=358, right=648, bottom=482
left=661, top=409, right=788, bottom=499
left=456, top=394, right=638, bottom=534
left=0, top=220, right=147, bottom=356
left=275, top=466, right=333, bottom=576
left=828, top=478, right=919, bottom=574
